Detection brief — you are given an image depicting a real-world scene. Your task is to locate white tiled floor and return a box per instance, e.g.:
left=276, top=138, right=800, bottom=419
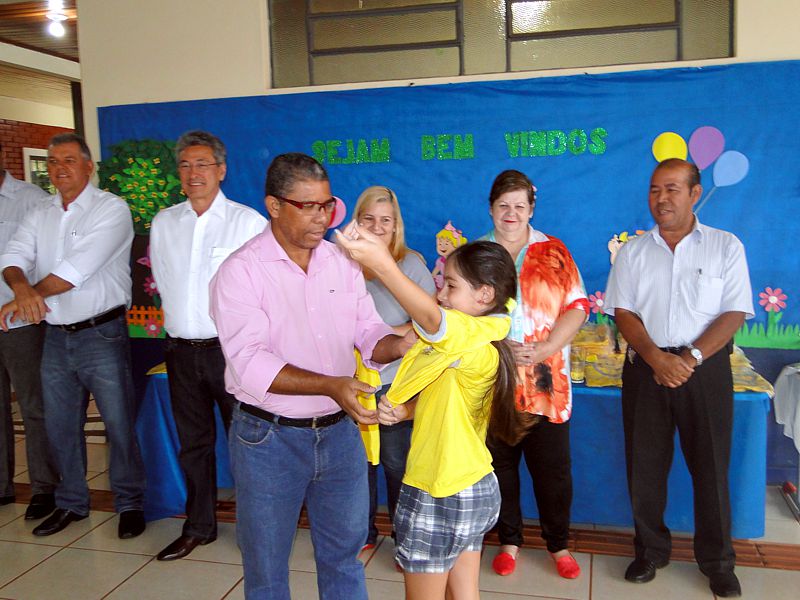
left=4, top=436, right=800, bottom=599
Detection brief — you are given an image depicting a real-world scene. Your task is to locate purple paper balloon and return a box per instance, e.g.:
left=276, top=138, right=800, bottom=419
left=688, top=126, right=725, bottom=170
left=712, top=151, right=749, bottom=187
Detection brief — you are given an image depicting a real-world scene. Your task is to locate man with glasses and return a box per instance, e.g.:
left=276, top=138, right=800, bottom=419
left=0, top=133, right=146, bottom=539
left=210, top=153, right=412, bottom=599
left=150, top=130, right=266, bottom=561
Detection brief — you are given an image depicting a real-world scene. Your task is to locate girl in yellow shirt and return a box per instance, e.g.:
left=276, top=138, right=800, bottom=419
left=337, top=227, right=527, bottom=600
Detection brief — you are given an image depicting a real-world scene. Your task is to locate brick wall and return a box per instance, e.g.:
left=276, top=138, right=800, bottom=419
left=0, top=119, right=73, bottom=180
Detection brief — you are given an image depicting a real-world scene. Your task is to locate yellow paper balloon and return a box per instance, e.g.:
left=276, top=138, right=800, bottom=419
left=651, top=132, right=688, bottom=162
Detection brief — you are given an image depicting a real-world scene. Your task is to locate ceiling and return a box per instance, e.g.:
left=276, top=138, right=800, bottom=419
left=0, top=0, right=79, bottom=62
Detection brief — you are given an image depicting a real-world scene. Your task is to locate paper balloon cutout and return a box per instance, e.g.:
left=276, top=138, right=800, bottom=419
left=328, top=196, right=347, bottom=229
left=652, top=132, right=687, bottom=162
left=712, top=151, right=749, bottom=187
left=688, top=126, right=725, bottom=170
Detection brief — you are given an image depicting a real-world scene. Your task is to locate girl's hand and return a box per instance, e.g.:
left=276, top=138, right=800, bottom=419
left=377, top=395, right=410, bottom=425
left=335, top=222, right=394, bottom=272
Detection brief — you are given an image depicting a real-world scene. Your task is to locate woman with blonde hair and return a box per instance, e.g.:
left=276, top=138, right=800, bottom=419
left=353, top=186, right=436, bottom=550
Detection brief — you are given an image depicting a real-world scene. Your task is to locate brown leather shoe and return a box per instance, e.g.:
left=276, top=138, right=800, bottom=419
left=156, top=535, right=214, bottom=561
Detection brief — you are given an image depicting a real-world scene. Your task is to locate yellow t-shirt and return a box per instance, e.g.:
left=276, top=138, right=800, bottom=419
left=386, top=308, right=511, bottom=498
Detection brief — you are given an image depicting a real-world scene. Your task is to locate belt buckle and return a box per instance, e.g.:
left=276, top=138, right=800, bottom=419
left=311, top=416, right=319, bottom=429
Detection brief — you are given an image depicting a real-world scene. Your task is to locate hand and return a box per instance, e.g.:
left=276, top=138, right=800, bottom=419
left=5, top=283, right=48, bottom=330
left=649, top=351, right=694, bottom=388
left=326, top=376, right=379, bottom=424
left=335, top=222, right=394, bottom=273
left=0, top=301, right=18, bottom=332
left=509, top=339, right=555, bottom=366
left=377, top=395, right=411, bottom=425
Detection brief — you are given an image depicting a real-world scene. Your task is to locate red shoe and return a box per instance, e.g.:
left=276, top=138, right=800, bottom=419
left=360, top=543, right=376, bottom=553
left=492, top=551, right=517, bottom=576
left=553, top=553, right=581, bottom=579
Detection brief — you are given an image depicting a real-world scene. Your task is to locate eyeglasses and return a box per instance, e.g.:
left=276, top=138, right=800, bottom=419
left=274, top=194, right=337, bottom=214
left=177, top=161, right=220, bottom=172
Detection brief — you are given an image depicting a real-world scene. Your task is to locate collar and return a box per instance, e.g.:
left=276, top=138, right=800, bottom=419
left=179, top=189, right=227, bottom=220
left=257, top=224, right=336, bottom=274
left=53, top=182, right=95, bottom=212
left=0, top=171, right=19, bottom=198
left=651, top=214, right=704, bottom=249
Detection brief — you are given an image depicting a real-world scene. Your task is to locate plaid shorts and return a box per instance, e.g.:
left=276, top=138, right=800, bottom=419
left=393, top=472, right=500, bottom=573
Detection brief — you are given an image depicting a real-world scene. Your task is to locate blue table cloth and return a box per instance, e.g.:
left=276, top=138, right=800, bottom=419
left=137, top=373, right=769, bottom=538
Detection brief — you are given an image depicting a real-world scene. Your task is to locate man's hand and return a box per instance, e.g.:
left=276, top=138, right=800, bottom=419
left=509, top=339, right=556, bottom=366
left=0, top=287, right=49, bottom=332
left=649, top=351, right=694, bottom=388
left=325, top=376, right=379, bottom=424
left=377, top=395, right=415, bottom=425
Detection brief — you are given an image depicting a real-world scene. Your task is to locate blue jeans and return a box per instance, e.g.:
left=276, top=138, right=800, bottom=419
left=230, top=405, right=368, bottom=600
left=41, top=316, right=146, bottom=515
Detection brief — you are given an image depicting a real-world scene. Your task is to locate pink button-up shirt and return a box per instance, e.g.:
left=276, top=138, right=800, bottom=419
left=209, top=226, right=393, bottom=417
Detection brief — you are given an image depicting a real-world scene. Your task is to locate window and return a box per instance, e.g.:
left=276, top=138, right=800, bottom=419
left=269, top=0, right=733, bottom=88
left=23, top=147, right=54, bottom=194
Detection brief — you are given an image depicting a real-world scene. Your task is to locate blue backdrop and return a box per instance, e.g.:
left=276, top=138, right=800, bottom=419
left=99, top=60, right=800, bottom=342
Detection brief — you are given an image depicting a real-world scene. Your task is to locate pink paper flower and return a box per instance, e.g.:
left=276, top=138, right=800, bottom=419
left=758, top=287, right=787, bottom=313
left=589, top=291, right=606, bottom=314
left=143, top=318, right=162, bottom=338
left=137, top=244, right=152, bottom=268
left=143, top=275, right=159, bottom=297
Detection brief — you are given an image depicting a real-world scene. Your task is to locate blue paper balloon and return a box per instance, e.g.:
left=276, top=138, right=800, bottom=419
left=712, top=151, right=749, bottom=187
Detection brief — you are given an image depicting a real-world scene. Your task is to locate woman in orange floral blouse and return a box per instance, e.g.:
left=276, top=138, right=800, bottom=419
left=480, top=170, right=590, bottom=580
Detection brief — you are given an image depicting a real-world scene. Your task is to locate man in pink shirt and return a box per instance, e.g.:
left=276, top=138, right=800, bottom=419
left=210, top=153, right=411, bottom=600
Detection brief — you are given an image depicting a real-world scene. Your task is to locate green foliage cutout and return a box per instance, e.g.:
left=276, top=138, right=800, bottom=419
left=97, top=139, right=184, bottom=235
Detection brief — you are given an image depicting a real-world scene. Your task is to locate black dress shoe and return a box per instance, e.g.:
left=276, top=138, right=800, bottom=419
left=624, top=557, right=669, bottom=583
left=32, top=508, right=88, bottom=536
left=0, top=495, right=15, bottom=506
left=709, top=571, right=741, bottom=597
left=118, top=510, right=146, bottom=539
left=156, top=534, right=214, bottom=561
left=25, top=493, right=56, bottom=520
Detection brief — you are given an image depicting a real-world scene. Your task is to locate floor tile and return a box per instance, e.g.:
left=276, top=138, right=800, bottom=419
left=105, top=556, right=242, bottom=600
left=217, top=487, right=236, bottom=501
left=0, top=503, right=25, bottom=528
left=70, top=515, right=184, bottom=555
left=12, top=470, right=29, bottom=484
left=734, top=563, right=800, bottom=598
left=222, top=570, right=323, bottom=600
left=366, top=577, right=405, bottom=599
left=86, top=443, right=110, bottom=472
left=288, top=528, right=317, bottom=573
left=764, top=486, right=799, bottom=521
left=185, top=522, right=242, bottom=565
left=0, top=540, right=60, bottom=587
left=0, top=547, right=150, bottom=600
left=591, top=554, right=714, bottom=600
left=760, top=518, right=800, bottom=544
left=13, top=440, right=27, bottom=467
left=87, top=470, right=112, bottom=491
left=0, top=509, right=114, bottom=546
left=478, top=547, right=590, bottom=599
left=363, top=536, right=403, bottom=582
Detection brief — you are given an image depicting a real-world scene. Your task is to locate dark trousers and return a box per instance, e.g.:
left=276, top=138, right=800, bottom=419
left=367, top=416, right=412, bottom=544
left=622, top=348, right=735, bottom=575
left=0, top=324, right=58, bottom=497
left=164, top=338, right=235, bottom=540
left=489, top=418, right=573, bottom=553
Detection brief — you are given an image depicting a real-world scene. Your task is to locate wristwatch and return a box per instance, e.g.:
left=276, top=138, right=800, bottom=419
left=687, top=344, right=703, bottom=366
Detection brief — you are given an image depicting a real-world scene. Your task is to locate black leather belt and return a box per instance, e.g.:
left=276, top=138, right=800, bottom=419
left=660, top=346, right=685, bottom=354
left=53, top=305, right=126, bottom=333
left=168, top=336, right=220, bottom=348
left=239, top=402, right=347, bottom=429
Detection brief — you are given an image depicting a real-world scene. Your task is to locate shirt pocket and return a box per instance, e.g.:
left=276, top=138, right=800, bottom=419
left=209, top=247, right=235, bottom=274
left=694, top=274, right=724, bottom=316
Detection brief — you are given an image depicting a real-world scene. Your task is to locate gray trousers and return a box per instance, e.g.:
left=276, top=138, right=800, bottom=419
left=0, top=324, right=58, bottom=497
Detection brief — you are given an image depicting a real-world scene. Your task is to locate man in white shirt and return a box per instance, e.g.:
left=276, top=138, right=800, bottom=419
left=150, top=131, right=266, bottom=561
left=0, top=144, right=59, bottom=521
left=0, top=133, right=146, bottom=539
left=604, top=159, right=753, bottom=598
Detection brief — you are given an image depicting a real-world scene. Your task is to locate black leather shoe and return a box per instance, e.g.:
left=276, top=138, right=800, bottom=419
left=709, top=571, right=741, bottom=597
left=25, top=493, right=56, bottom=520
left=0, top=495, right=15, bottom=506
left=624, top=557, right=669, bottom=583
left=32, top=508, right=87, bottom=536
left=156, top=535, right=214, bottom=561
left=118, top=510, right=146, bottom=539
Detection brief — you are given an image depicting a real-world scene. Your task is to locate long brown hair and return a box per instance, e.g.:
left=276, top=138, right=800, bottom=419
left=448, top=241, right=528, bottom=445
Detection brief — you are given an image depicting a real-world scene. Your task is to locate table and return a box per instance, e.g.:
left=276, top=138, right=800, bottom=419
left=136, top=372, right=233, bottom=521
left=516, top=385, right=770, bottom=539
left=137, top=373, right=769, bottom=538
left=774, top=364, right=800, bottom=512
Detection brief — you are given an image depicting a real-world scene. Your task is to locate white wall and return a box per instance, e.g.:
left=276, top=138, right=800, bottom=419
left=76, top=0, right=800, bottom=159
left=0, top=96, right=74, bottom=128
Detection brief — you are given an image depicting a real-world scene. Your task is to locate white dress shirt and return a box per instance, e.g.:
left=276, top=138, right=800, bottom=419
left=150, top=190, right=267, bottom=340
left=604, top=218, right=754, bottom=348
left=0, top=173, right=50, bottom=330
left=0, top=182, right=134, bottom=325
